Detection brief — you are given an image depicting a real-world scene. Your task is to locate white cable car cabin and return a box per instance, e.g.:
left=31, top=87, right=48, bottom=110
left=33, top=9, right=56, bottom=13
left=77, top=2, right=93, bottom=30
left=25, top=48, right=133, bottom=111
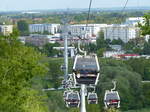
left=65, top=91, right=80, bottom=108
left=87, top=92, right=98, bottom=104
left=73, top=55, right=100, bottom=85
left=104, top=90, right=120, bottom=109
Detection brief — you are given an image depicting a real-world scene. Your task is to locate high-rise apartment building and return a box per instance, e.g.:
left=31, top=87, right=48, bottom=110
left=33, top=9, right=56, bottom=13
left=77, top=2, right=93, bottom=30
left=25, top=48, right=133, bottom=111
left=29, top=24, right=60, bottom=34
left=104, top=24, right=140, bottom=43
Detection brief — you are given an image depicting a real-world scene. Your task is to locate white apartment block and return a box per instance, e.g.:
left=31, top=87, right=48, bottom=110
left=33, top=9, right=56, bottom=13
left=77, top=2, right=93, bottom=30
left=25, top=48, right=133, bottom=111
left=104, top=24, right=140, bottom=43
left=29, top=24, right=60, bottom=34
left=125, top=17, right=144, bottom=26
left=69, top=24, right=107, bottom=38
left=0, top=25, right=13, bottom=35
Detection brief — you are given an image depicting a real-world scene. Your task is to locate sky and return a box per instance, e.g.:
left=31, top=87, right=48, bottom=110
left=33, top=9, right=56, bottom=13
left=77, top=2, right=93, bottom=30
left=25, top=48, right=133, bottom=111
left=0, top=0, right=150, bottom=11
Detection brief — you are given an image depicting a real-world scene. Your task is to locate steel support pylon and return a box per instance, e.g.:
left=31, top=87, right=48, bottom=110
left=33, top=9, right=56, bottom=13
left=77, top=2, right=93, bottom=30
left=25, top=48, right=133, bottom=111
left=64, top=33, right=68, bottom=80
left=62, top=22, right=69, bottom=81
left=80, top=84, right=86, bottom=112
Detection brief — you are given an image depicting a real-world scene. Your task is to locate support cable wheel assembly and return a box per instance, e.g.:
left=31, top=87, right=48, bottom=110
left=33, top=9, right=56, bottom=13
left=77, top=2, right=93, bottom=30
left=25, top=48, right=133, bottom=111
left=72, top=0, right=101, bottom=112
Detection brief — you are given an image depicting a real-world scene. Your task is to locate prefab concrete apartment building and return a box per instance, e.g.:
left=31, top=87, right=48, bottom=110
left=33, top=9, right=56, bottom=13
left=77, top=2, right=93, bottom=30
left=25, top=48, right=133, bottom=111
left=29, top=24, right=60, bottom=34
left=104, top=24, right=140, bottom=43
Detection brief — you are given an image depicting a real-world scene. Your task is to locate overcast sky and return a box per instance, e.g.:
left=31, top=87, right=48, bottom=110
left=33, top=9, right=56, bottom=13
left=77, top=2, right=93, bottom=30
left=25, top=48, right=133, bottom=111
left=0, top=0, right=150, bottom=11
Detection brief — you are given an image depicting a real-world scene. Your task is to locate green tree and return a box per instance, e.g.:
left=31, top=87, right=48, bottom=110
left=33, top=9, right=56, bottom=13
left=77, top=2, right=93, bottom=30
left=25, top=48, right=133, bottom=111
left=97, top=48, right=106, bottom=57
left=41, top=42, right=61, bottom=57
left=143, top=40, right=150, bottom=55
left=111, top=38, right=124, bottom=45
left=97, top=59, right=143, bottom=111
left=123, top=41, right=135, bottom=53
left=17, top=20, right=29, bottom=36
left=96, top=31, right=109, bottom=49
left=0, top=34, right=48, bottom=112
left=125, top=58, right=150, bottom=80
left=139, top=13, right=150, bottom=36
left=142, top=83, right=150, bottom=107
left=84, top=43, right=97, bottom=53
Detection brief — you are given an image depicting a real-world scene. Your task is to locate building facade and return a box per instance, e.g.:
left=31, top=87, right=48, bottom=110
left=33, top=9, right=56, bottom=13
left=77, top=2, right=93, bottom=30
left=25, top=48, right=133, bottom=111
left=103, top=51, right=125, bottom=58
left=104, top=24, right=140, bottom=43
left=125, top=17, right=144, bottom=26
left=25, top=34, right=49, bottom=46
left=68, top=24, right=107, bottom=38
left=29, top=24, right=60, bottom=34
left=0, top=25, right=13, bottom=35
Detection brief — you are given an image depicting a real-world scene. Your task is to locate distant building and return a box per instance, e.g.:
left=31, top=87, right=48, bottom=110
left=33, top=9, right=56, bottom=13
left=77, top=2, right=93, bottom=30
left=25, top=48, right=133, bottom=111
left=25, top=34, right=49, bottom=46
left=103, top=51, right=125, bottom=58
left=104, top=24, right=140, bottom=43
left=125, top=17, right=144, bottom=26
left=46, top=33, right=61, bottom=43
left=69, top=24, right=107, bottom=38
left=22, top=11, right=40, bottom=14
left=0, top=25, right=13, bottom=36
left=109, top=45, right=122, bottom=51
left=49, top=37, right=62, bottom=44
left=115, top=54, right=140, bottom=59
left=29, top=24, right=60, bottom=34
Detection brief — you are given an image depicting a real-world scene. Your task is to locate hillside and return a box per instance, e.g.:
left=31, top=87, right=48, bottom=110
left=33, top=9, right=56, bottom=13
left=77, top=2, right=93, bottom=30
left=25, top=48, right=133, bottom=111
left=37, top=57, right=150, bottom=112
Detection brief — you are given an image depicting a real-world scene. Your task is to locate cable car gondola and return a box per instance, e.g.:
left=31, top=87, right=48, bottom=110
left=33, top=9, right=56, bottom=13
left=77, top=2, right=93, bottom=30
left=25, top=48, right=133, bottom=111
left=65, top=91, right=80, bottom=108
left=87, top=92, right=98, bottom=104
left=104, top=90, right=120, bottom=109
left=73, top=55, right=100, bottom=85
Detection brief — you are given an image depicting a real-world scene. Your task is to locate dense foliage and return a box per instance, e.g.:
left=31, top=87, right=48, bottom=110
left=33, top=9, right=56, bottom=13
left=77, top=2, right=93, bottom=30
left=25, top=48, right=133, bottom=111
left=97, top=59, right=143, bottom=111
left=7, top=10, right=146, bottom=24
left=139, top=12, right=150, bottom=36
left=25, top=42, right=62, bottom=57
left=17, top=20, right=29, bottom=36
left=41, top=42, right=62, bottom=57
left=125, top=58, right=150, bottom=80
left=1, top=35, right=150, bottom=111
left=39, top=57, right=150, bottom=112
left=0, top=34, right=48, bottom=112
left=1, top=10, right=150, bottom=112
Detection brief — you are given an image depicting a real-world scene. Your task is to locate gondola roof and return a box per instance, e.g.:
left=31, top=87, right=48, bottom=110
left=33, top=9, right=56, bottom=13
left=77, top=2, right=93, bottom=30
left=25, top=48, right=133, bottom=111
left=105, top=92, right=120, bottom=101
left=75, top=56, right=98, bottom=71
